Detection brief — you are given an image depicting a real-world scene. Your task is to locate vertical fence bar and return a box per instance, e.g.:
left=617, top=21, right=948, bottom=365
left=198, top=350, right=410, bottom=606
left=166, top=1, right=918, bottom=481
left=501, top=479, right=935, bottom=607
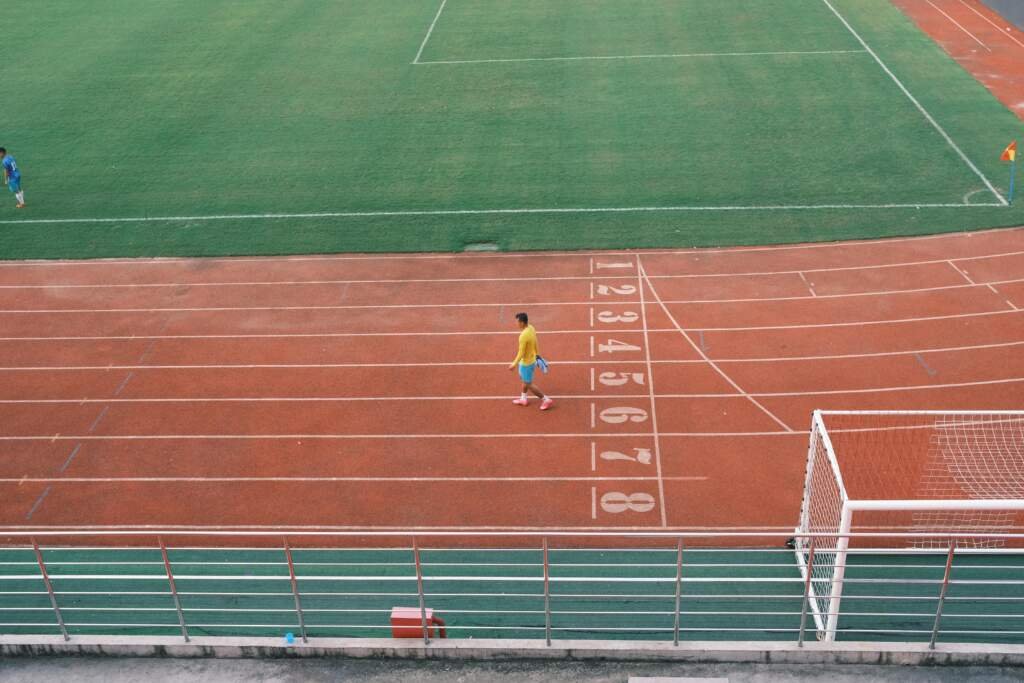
left=283, top=539, right=308, bottom=643
left=413, top=537, right=430, bottom=646
left=31, top=537, right=69, bottom=641
left=929, top=539, right=956, bottom=650
left=798, top=537, right=816, bottom=647
left=543, top=537, right=552, bottom=646
left=673, top=538, right=683, bottom=646
left=158, top=536, right=189, bottom=642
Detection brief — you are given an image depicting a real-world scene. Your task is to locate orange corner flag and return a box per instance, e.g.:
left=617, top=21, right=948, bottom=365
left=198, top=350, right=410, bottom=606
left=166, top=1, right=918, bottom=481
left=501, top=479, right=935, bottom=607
left=1002, top=140, right=1017, bottom=162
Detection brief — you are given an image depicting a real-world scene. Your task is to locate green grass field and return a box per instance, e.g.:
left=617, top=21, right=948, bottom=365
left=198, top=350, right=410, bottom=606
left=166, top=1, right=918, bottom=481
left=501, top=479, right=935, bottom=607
left=1, top=0, right=1022, bottom=258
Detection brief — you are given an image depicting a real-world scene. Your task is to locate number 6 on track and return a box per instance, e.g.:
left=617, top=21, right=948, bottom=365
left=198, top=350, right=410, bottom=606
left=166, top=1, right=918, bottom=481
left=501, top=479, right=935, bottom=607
left=599, top=407, right=648, bottom=424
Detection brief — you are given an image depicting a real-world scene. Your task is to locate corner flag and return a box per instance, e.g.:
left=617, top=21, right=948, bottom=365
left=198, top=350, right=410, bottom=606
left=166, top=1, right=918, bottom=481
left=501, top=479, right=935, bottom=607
left=1003, top=141, right=1017, bottom=204
left=1002, top=141, right=1017, bottom=162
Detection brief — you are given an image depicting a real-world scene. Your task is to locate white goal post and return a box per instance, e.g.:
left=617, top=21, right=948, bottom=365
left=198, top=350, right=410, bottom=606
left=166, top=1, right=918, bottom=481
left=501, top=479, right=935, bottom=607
left=793, top=410, right=1024, bottom=641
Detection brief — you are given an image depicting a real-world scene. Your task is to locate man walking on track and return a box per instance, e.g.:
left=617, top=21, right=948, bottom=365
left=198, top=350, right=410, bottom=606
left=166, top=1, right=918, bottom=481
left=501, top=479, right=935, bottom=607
left=509, top=312, right=553, bottom=411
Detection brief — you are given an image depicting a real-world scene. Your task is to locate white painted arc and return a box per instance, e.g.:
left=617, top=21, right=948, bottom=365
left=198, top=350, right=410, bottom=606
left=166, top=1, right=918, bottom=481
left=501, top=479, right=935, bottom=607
left=638, top=258, right=794, bottom=432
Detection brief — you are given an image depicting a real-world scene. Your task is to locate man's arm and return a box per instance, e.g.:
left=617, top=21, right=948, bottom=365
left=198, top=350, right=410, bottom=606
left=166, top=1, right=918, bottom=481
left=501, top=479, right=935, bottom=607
left=508, top=336, right=527, bottom=370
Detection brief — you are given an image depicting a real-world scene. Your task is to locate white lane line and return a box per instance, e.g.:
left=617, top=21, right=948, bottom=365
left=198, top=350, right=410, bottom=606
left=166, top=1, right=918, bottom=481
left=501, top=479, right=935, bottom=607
left=819, top=0, right=1006, bottom=205
left=4, top=335, right=1019, bottom=368
left=0, top=203, right=1004, bottom=227
left=0, top=432, right=798, bottom=441
left=0, top=228, right=1018, bottom=267
left=638, top=257, right=794, bottom=433
left=636, top=257, right=667, bottom=527
left=6, top=374, right=1024, bottom=403
left=0, top=524, right=798, bottom=531
left=948, top=259, right=976, bottom=284
left=4, top=275, right=1022, bottom=313
left=958, top=0, right=1024, bottom=49
left=0, top=308, right=1020, bottom=343
left=412, top=0, right=448, bottom=64
left=0, top=476, right=710, bottom=484
left=4, top=245, right=1024, bottom=286
left=416, top=49, right=868, bottom=65
left=924, top=0, right=991, bottom=50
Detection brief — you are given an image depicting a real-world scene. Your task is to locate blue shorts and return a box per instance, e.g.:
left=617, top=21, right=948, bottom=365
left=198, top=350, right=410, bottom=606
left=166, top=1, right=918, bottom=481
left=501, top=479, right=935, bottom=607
left=518, top=361, right=537, bottom=384
left=7, top=177, right=20, bottom=193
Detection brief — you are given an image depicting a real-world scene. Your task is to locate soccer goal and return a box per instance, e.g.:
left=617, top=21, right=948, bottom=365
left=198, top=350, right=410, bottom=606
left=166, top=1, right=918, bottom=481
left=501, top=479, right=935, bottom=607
left=793, top=410, right=1024, bottom=641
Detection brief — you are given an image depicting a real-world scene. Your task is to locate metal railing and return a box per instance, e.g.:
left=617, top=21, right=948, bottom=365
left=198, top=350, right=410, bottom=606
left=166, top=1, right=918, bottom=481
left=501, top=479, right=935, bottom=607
left=1, top=529, right=1022, bottom=647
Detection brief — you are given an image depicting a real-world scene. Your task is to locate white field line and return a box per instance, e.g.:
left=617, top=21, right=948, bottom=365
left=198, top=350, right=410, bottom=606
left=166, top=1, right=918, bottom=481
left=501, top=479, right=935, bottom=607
left=819, top=0, right=1007, bottom=205
left=8, top=377, right=1019, bottom=404
left=958, top=0, right=1024, bottom=49
left=638, top=257, right=793, bottom=433
left=3, top=338, right=1024, bottom=370
left=0, top=476, right=709, bottom=483
left=636, top=257, right=667, bottom=527
left=0, top=227, right=1015, bottom=266
left=412, top=0, right=448, bottom=64
left=0, top=202, right=1004, bottom=227
left=1, top=308, right=1021, bottom=341
left=924, top=0, right=991, bottom=50
left=2, top=246, right=1024, bottom=288
left=5, top=275, right=1024, bottom=313
left=416, top=49, right=867, bottom=65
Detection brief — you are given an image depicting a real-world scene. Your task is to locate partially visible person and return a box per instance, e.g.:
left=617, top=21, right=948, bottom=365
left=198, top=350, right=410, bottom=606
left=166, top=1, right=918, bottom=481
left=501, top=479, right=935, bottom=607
left=0, top=148, right=25, bottom=209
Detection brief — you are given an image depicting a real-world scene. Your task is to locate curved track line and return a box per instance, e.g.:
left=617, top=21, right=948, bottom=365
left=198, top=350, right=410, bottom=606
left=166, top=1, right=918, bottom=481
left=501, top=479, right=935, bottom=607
left=4, top=376, right=1021, bottom=402
left=2, top=247, right=1024, bottom=286
left=638, top=257, right=793, bottom=432
left=0, top=227, right=1019, bottom=267
left=6, top=276, right=1024, bottom=312
left=1, top=337, right=1023, bottom=368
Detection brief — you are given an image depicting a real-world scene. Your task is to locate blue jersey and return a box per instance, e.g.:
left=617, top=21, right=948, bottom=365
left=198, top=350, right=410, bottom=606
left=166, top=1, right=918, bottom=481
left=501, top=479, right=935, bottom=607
left=1, top=155, right=19, bottom=180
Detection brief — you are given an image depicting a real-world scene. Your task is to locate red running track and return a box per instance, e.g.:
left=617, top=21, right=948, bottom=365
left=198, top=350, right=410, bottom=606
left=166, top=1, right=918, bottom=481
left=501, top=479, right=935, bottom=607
left=894, top=0, right=1024, bottom=120
left=2, top=229, right=1024, bottom=535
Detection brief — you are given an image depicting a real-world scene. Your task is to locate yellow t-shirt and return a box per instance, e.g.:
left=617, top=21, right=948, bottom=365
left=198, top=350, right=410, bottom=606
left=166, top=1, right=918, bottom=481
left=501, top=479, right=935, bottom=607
left=512, top=324, right=539, bottom=366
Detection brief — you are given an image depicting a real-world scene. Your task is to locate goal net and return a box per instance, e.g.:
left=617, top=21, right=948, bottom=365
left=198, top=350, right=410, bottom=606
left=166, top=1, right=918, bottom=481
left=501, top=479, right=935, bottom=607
left=793, top=410, right=1024, bottom=641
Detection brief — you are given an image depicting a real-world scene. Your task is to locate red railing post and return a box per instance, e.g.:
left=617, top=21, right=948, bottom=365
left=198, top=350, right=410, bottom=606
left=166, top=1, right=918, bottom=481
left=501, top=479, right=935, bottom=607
left=284, top=538, right=308, bottom=643
left=31, top=537, right=69, bottom=641
left=159, top=536, right=189, bottom=642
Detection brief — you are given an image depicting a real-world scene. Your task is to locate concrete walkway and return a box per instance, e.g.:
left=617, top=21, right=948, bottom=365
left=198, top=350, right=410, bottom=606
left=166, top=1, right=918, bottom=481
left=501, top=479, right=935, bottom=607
left=2, top=659, right=1024, bottom=682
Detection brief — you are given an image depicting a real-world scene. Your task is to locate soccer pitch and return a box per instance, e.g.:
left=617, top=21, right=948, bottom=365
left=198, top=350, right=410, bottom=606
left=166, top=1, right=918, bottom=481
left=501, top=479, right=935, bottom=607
left=1, top=0, right=1022, bottom=258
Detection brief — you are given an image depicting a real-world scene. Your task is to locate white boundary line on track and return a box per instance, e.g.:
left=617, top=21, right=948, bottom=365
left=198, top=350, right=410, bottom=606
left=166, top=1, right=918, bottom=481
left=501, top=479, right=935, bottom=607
left=958, top=0, right=1024, bottom=49
left=5, top=275, right=1024, bottom=312
left=0, top=432, right=798, bottom=441
left=412, top=0, right=449, bottom=64
left=415, top=49, right=868, bottom=65
left=636, top=257, right=668, bottom=527
left=924, top=0, right=990, bottom=50
left=1, top=246, right=1023, bottom=287
left=0, top=476, right=709, bottom=484
left=638, top=257, right=793, bottom=432
left=0, top=227, right=1016, bottom=266
left=1, top=307, right=1021, bottom=340
left=3, top=338, right=1024, bottom=369
left=0, top=202, right=1005, bottom=227
left=819, top=0, right=1006, bottom=205
left=6, top=377, right=1015, bottom=404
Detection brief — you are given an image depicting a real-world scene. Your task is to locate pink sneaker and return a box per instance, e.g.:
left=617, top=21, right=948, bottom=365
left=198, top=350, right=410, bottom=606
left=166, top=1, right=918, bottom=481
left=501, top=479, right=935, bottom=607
left=512, top=397, right=529, bottom=406
left=540, top=397, right=554, bottom=411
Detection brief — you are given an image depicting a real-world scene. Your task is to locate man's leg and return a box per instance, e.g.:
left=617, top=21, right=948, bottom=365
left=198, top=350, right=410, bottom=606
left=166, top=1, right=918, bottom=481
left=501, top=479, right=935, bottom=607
left=15, top=190, right=24, bottom=207
left=525, top=383, right=545, bottom=399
